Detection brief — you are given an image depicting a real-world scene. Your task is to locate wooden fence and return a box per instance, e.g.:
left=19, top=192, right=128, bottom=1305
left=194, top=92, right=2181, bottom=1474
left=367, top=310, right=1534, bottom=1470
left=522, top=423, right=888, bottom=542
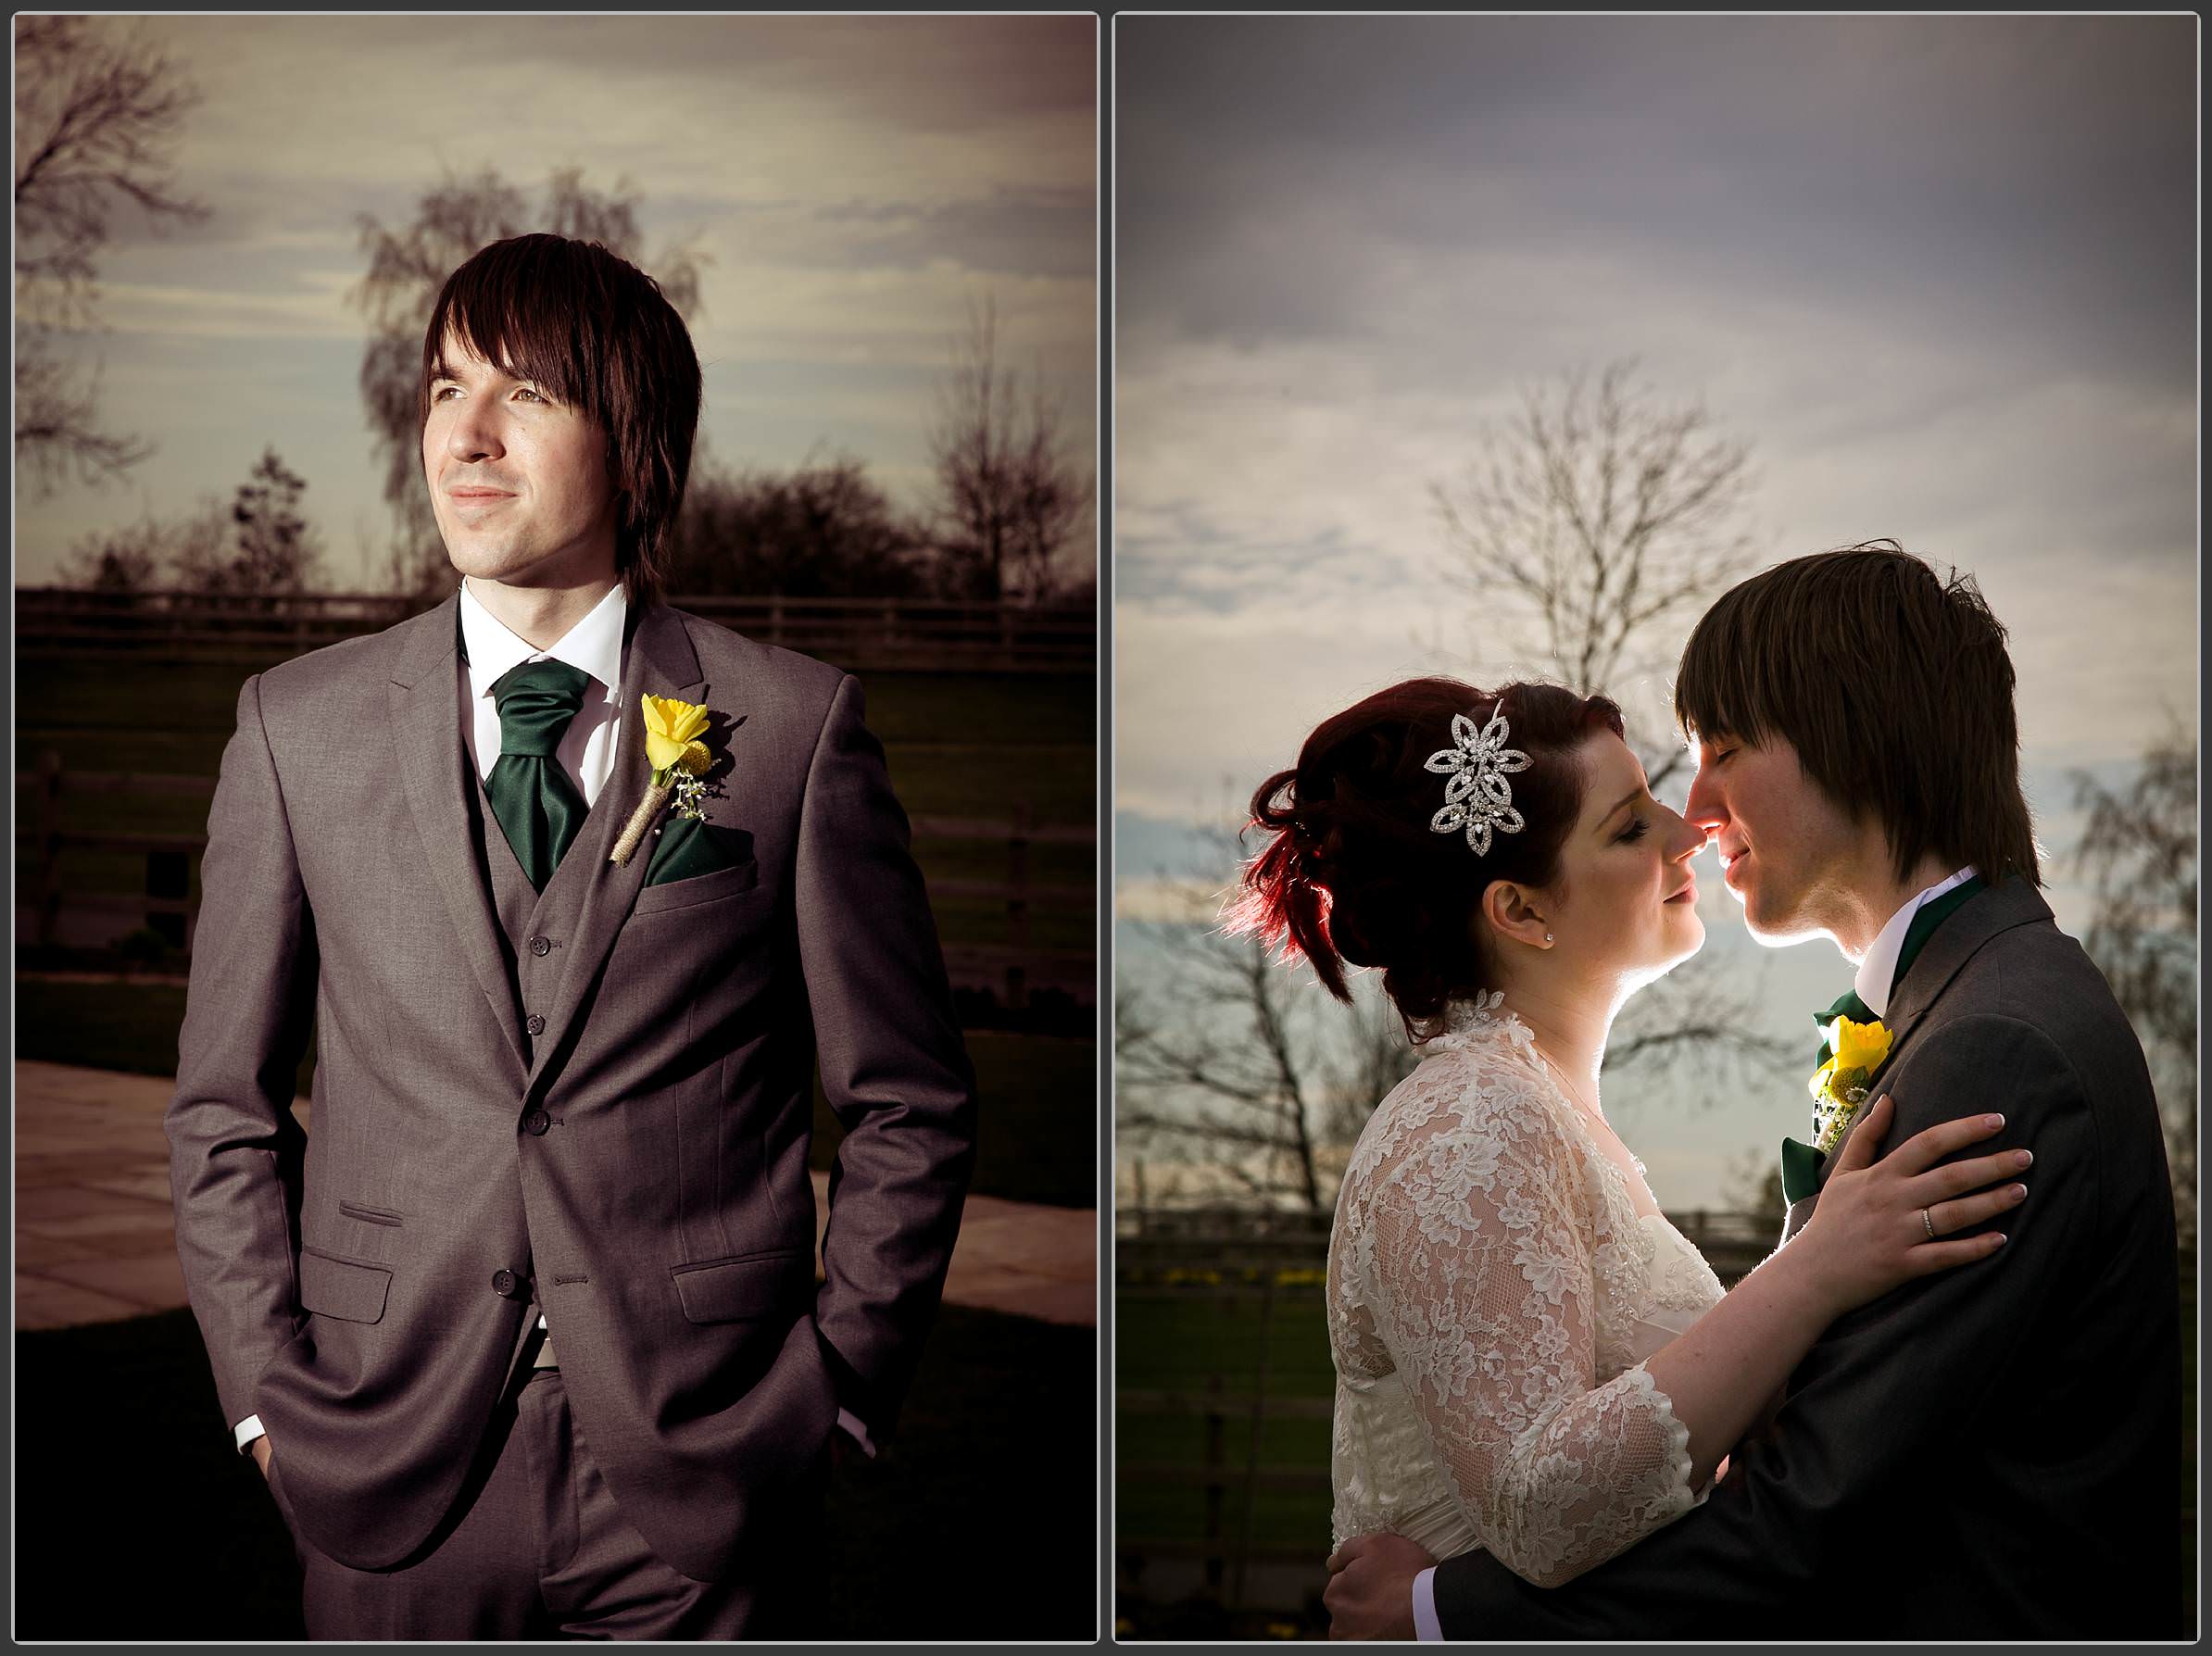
left=14, top=586, right=1096, bottom=674
left=18, top=760, right=1094, bottom=1009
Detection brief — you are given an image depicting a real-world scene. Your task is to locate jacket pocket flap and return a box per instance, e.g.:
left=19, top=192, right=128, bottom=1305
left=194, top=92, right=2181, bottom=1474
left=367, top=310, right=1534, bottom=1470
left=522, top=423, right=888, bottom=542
left=671, top=1251, right=803, bottom=1324
left=299, top=1248, right=392, bottom=1324
left=632, top=856, right=760, bottom=916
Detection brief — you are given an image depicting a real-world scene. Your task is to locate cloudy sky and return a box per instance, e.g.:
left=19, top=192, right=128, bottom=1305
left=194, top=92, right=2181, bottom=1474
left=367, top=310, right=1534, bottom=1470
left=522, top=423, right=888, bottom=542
left=1114, top=15, right=2196, bottom=1208
left=16, top=14, right=1096, bottom=589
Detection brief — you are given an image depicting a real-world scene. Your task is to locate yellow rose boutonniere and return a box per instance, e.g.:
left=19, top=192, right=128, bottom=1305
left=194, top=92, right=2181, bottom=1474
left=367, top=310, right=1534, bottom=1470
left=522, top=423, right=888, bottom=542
left=610, top=695, right=719, bottom=866
left=1809, top=1013, right=1893, bottom=1154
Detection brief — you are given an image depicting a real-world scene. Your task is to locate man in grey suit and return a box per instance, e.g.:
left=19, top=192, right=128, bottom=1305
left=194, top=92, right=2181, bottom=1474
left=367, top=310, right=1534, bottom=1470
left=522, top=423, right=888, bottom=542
left=167, top=233, right=978, bottom=1637
left=1326, top=545, right=2182, bottom=1638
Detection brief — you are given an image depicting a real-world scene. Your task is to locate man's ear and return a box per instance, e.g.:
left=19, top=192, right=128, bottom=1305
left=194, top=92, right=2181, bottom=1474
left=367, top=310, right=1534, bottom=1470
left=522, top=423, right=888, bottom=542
left=1479, top=880, right=1552, bottom=952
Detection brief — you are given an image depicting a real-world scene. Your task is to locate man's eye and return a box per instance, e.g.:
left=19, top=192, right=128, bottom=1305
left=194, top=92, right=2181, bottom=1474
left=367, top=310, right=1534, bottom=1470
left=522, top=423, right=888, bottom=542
left=515, top=387, right=546, bottom=403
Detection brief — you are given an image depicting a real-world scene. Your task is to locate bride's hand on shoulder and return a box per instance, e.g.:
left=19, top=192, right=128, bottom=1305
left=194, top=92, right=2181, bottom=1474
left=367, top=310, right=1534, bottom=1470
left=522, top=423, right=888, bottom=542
left=1792, top=1095, right=2028, bottom=1317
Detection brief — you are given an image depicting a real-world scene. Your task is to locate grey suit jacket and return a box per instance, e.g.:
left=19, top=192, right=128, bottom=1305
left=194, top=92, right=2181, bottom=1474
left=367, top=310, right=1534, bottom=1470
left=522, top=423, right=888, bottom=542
left=166, top=595, right=978, bottom=1582
left=1429, top=876, right=2183, bottom=1637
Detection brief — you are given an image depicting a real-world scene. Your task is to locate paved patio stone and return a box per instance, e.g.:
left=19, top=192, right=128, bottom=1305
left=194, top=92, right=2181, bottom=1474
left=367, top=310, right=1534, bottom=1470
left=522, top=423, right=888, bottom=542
left=17, top=1060, right=1095, bottom=1333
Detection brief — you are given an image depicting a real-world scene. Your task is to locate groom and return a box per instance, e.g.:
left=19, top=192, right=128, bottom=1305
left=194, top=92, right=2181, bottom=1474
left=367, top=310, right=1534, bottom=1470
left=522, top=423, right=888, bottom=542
left=1326, top=544, right=2182, bottom=1637
left=166, top=233, right=977, bottom=1637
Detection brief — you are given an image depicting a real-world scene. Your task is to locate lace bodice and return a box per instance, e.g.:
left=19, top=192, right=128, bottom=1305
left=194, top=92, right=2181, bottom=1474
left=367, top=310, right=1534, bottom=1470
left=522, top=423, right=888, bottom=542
left=1326, top=995, right=1726, bottom=1587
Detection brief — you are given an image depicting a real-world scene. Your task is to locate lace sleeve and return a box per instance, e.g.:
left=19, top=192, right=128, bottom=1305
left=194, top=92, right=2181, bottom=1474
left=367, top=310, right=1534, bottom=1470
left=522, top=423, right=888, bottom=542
left=1360, top=1066, right=1698, bottom=1587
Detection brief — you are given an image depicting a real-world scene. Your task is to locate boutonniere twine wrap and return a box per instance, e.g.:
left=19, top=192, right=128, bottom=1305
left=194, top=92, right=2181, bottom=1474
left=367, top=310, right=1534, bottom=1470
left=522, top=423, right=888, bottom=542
left=609, top=696, right=715, bottom=867
left=1809, top=1013, right=1893, bottom=1154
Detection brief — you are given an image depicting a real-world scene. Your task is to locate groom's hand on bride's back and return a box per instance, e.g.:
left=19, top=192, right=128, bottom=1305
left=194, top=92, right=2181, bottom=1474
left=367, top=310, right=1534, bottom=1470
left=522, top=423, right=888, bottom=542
left=1325, top=1532, right=1435, bottom=1639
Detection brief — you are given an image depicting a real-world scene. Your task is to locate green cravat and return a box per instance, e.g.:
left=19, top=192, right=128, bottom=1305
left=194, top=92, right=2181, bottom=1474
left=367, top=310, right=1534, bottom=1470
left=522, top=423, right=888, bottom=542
left=485, top=659, right=591, bottom=892
left=1780, top=874, right=1987, bottom=1204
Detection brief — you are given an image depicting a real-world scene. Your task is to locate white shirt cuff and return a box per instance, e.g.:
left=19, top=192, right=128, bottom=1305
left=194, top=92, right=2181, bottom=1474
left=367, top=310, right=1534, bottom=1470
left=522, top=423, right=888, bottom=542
left=233, top=1413, right=266, bottom=1454
left=1413, top=1564, right=1442, bottom=1640
left=836, top=1407, right=877, bottom=1459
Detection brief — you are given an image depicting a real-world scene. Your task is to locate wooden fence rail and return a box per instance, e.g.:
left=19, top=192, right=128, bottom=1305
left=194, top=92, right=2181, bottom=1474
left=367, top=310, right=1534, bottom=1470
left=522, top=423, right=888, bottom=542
left=15, top=586, right=1096, bottom=673
left=19, top=761, right=1095, bottom=1008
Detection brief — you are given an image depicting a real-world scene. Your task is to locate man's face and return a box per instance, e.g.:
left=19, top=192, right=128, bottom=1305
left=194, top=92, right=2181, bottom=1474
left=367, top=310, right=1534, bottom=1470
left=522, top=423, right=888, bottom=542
left=1683, top=730, right=1866, bottom=944
left=421, top=330, right=619, bottom=591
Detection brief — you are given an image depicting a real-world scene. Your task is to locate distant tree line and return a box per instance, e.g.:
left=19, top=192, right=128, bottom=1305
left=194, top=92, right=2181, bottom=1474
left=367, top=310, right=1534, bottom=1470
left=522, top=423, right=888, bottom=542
left=30, top=133, right=1092, bottom=606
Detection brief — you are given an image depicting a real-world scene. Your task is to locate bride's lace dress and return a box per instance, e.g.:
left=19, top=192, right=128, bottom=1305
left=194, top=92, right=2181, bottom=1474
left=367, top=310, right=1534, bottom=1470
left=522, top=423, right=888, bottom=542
left=1326, top=995, right=1726, bottom=1587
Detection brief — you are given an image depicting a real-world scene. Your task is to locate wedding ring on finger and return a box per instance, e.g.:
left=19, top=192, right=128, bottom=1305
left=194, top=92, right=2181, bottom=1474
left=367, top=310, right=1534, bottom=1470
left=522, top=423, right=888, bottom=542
left=1921, top=1207, right=1937, bottom=1241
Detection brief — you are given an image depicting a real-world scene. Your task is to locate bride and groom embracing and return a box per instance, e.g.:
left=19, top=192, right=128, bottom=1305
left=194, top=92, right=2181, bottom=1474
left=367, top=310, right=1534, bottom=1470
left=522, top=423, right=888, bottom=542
left=1237, top=545, right=2182, bottom=1638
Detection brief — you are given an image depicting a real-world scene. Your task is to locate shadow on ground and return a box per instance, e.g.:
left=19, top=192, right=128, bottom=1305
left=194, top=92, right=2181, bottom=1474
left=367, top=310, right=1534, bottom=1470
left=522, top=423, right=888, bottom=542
left=15, top=1302, right=1095, bottom=1639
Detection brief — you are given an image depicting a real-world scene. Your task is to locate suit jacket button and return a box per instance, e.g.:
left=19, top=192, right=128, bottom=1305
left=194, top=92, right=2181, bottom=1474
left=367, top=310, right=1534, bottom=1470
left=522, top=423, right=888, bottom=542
left=523, top=1110, right=551, bottom=1136
left=529, top=935, right=551, bottom=957
left=525, top=1013, right=546, bottom=1035
left=492, top=1269, right=520, bottom=1298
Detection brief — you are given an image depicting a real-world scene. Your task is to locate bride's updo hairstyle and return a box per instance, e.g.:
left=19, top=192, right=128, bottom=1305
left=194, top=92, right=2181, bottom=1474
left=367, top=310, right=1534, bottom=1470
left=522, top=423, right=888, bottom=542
left=1229, top=678, right=1624, bottom=1036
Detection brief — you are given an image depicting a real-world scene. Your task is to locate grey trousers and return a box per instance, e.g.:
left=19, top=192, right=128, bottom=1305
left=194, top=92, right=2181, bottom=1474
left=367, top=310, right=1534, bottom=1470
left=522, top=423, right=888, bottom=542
left=268, top=1368, right=830, bottom=1639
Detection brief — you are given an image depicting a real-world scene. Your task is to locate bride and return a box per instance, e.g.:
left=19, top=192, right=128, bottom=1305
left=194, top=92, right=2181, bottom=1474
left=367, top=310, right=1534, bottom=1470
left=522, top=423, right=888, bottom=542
left=1228, top=678, right=2025, bottom=1595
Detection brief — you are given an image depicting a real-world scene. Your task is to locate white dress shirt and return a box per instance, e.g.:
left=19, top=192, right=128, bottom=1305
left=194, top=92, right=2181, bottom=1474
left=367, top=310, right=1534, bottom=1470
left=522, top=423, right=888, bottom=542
left=1853, top=866, right=1979, bottom=1018
left=1410, top=863, right=1983, bottom=1636
left=237, top=580, right=873, bottom=1458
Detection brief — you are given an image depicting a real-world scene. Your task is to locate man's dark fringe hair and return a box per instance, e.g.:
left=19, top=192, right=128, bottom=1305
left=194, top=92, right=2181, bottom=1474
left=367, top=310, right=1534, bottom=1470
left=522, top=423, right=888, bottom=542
left=1674, top=539, right=2042, bottom=888
left=421, top=233, right=701, bottom=607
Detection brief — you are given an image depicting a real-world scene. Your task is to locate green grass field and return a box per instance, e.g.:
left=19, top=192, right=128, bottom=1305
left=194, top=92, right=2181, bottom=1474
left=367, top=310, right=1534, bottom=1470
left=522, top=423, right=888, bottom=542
left=1116, top=1290, right=1334, bottom=1560
left=1117, top=1273, right=2198, bottom=1636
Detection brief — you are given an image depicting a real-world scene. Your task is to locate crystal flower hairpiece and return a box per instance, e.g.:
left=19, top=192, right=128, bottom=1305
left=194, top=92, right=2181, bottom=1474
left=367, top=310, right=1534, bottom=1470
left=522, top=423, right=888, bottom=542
left=1424, top=702, right=1533, bottom=856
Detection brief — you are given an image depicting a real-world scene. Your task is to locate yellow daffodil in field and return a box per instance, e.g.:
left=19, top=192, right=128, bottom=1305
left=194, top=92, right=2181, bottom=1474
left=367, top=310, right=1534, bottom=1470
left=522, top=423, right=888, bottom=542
left=1811, top=1013, right=1894, bottom=1153
left=641, top=696, right=711, bottom=778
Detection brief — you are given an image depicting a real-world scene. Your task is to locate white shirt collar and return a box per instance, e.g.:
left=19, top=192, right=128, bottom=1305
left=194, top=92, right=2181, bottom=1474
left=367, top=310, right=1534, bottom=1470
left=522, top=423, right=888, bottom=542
left=1854, top=865, right=1978, bottom=1018
left=459, top=579, right=626, bottom=707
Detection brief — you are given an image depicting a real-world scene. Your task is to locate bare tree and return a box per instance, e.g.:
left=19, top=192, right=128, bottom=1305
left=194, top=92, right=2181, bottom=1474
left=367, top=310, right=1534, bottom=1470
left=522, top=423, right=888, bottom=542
left=1433, top=358, right=1792, bottom=1091
left=2071, top=721, right=2197, bottom=1242
left=225, top=445, right=323, bottom=595
left=57, top=446, right=322, bottom=597
left=1433, top=358, right=1755, bottom=794
left=1115, top=827, right=1421, bottom=1215
left=663, top=450, right=927, bottom=599
left=926, top=295, right=1090, bottom=603
left=14, top=16, right=208, bottom=490
left=349, top=165, right=707, bottom=602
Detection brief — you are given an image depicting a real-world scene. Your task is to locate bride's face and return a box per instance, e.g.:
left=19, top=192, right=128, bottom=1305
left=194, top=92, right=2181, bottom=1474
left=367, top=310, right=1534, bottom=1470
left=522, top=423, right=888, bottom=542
left=1542, top=731, right=1707, bottom=980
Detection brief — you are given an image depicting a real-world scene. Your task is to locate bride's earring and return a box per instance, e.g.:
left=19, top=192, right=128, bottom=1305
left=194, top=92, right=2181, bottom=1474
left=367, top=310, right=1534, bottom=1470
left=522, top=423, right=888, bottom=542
left=1543, top=932, right=1554, bottom=944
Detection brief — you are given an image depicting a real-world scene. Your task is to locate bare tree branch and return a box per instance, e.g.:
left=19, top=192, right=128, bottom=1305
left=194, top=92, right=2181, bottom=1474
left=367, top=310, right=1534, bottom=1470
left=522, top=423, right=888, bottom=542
left=347, top=165, right=709, bottom=601
left=926, top=295, right=1091, bottom=602
left=13, top=16, right=207, bottom=488
left=1115, top=826, right=1422, bottom=1214
left=2070, top=721, right=2197, bottom=1242
left=1431, top=357, right=1791, bottom=1099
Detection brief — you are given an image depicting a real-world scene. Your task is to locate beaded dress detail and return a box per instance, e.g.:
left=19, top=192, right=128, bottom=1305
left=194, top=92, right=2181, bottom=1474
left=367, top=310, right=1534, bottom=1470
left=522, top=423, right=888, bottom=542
left=1326, top=994, right=1725, bottom=1587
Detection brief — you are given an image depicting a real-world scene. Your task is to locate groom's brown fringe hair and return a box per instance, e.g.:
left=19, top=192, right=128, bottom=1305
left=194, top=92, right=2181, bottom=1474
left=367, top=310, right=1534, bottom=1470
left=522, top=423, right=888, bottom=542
left=421, top=234, right=702, bottom=608
left=1674, top=541, right=2042, bottom=888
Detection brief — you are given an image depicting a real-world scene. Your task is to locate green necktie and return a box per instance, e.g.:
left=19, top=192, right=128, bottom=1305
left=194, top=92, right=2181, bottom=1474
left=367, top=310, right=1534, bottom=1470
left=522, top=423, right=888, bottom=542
left=1780, top=874, right=1987, bottom=1204
left=485, top=659, right=591, bottom=892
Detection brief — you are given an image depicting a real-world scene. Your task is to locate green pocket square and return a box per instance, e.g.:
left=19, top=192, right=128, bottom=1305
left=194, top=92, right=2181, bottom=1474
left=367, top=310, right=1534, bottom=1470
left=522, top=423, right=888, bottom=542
left=642, top=817, right=749, bottom=887
left=1779, top=1135, right=1825, bottom=1207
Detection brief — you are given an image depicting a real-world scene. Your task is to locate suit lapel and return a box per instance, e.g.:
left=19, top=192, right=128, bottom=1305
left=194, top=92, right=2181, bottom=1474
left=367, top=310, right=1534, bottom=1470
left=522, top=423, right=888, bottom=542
left=525, top=602, right=706, bottom=1097
left=1878, top=877, right=2050, bottom=1055
left=387, top=593, right=530, bottom=1074
left=1806, top=878, right=2053, bottom=1204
